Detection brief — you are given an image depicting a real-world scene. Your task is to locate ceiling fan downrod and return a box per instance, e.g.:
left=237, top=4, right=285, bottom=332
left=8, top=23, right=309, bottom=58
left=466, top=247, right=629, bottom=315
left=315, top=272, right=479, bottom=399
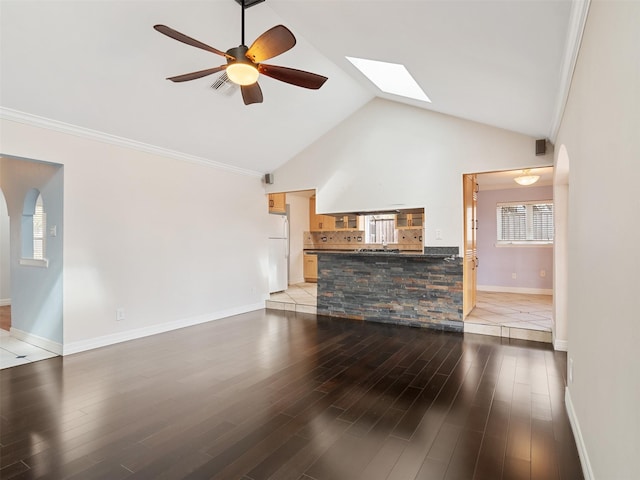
left=241, top=0, right=246, bottom=46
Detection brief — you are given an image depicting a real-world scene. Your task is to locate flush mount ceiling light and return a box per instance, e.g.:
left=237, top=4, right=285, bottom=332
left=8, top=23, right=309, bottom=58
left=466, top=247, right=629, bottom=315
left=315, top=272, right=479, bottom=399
left=346, top=56, right=431, bottom=103
left=514, top=169, right=540, bottom=186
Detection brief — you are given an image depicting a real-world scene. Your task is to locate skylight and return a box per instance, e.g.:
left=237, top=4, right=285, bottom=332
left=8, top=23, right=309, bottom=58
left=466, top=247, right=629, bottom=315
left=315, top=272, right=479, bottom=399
left=346, top=56, right=431, bottom=103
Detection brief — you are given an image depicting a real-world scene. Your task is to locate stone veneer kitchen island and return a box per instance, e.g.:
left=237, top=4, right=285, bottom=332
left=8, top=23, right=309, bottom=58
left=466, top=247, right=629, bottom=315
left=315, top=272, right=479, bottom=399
left=316, top=249, right=463, bottom=332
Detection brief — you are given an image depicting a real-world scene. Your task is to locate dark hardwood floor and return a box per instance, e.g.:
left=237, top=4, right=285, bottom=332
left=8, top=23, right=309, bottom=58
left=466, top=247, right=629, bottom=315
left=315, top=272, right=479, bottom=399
left=0, top=309, right=583, bottom=479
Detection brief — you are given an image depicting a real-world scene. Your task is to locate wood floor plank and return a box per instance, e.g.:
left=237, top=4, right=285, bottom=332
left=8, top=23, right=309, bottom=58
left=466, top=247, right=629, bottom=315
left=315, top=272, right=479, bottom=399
left=0, top=309, right=584, bottom=479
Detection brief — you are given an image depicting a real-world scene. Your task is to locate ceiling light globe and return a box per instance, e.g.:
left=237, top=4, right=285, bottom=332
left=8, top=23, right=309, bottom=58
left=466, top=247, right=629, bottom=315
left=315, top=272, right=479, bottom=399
left=226, top=63, right=259, bottom=86
left=514, top=175, right=540, bottom=186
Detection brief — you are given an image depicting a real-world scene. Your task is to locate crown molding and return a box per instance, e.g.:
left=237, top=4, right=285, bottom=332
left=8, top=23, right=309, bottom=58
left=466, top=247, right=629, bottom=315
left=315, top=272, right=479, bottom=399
left=0, top=107, right=262, bottom=178
left=548, top=0, right=591, bottom=143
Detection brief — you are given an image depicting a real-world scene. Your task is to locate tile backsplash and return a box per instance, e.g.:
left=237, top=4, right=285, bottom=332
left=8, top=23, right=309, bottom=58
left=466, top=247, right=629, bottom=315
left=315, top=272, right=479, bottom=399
left=303, top=230, right=423, bottom=251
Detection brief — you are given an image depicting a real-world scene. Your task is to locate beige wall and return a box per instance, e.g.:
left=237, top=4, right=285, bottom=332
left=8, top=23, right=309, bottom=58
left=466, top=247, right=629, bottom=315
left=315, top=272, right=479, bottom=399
left=1, top=119, right=270, bottom=353
left=556, top=1, right=640, bottom=478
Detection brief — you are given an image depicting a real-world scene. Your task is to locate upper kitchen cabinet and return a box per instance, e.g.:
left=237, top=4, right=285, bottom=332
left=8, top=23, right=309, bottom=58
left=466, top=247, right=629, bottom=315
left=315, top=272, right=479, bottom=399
left=309, top=196, right=336, bottom=231
left=396, top=211, right=424, bottom=229
left=268, top=193, right=286, bottom=214
left=334, top=214, right=359, bottom=230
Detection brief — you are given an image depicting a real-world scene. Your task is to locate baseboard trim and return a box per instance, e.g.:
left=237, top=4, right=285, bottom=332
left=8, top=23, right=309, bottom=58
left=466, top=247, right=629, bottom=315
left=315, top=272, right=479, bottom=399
left=565, top=387, right=594, bottom=480
left=62, top=302, right=265, bottom=356
left=0, top=298, right=10, bottom=306
left=10, top=328, right=63, bottom=355
left=477, top=285, right=553, bottom=295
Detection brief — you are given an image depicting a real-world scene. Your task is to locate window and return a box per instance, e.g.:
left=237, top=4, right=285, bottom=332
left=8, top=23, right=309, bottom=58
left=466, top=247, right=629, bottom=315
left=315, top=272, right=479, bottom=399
left=363, top=214, right=397, bottom=244
left=33, top=194, right=45, bottom=260
left=497, top=201, right=553, bottom=245
left=20, top=189, right=48, bottom=267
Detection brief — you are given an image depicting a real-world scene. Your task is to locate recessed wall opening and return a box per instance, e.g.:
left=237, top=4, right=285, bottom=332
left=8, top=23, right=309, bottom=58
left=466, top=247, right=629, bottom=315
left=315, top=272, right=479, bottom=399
left=463, top=166, right=555, bottom=344
left=0, top=188, right=11, bottom=332
left=0, top=155, right=64, bottom=369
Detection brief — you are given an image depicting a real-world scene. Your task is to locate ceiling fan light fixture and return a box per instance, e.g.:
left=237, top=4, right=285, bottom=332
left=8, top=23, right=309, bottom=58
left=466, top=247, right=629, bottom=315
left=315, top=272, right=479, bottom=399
left=514, top=169, right=540, bottom=186
left=226, top=63, right=259, bottom=85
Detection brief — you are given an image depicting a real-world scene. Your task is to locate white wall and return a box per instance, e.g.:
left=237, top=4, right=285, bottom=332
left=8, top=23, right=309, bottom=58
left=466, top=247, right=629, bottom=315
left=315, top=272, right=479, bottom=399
left=0, top=190, right=10, bottom=304
left=1, top=118, right=271, bottom=353
left=286, top=191, right=311, bottom=285
left=269, top=98, right=552, bottom=252
left=555, top=1, right=640, bottom=478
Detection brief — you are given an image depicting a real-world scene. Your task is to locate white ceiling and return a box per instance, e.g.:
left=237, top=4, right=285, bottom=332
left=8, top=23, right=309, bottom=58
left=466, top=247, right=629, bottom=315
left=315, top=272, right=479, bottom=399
left=476, top=166, right=554, bottom=190
left=0, top=0, right=579, bottom=174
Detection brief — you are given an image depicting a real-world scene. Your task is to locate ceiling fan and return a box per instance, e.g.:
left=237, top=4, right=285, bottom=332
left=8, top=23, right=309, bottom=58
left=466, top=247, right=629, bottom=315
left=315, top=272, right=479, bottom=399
left=154, top=0, right=328, bottom=105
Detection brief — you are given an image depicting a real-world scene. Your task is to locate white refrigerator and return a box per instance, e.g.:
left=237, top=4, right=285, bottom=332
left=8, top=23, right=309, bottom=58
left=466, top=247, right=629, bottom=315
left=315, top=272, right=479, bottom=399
left=268, top=214, right=289, bottom=293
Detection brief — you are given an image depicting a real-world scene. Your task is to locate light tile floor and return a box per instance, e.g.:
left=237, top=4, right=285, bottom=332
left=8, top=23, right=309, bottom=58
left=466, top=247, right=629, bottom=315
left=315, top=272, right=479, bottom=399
left=466, top=291, right=552, bottom=330
left=0, top=329, right=59, bottom=369
left=464, top=291, right=553, bottom=343
left=267, top=284, right=553, bottom=343
left=267, top=283, right=318, bottom=314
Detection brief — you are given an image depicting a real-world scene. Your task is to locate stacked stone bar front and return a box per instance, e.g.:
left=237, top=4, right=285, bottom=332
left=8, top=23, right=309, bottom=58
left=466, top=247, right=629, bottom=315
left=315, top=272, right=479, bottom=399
left=316, top=252, right=463, bottom=332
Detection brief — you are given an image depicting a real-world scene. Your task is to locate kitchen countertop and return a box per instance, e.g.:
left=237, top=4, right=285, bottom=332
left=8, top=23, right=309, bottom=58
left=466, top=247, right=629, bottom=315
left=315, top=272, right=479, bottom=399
left=306, top=250, right=457, bottom=258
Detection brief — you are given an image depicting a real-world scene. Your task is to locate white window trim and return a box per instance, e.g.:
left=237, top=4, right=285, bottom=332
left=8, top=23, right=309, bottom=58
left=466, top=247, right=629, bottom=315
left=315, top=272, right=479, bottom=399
left=20, top=257, right=49, bottom=268
left=495, top=242, right=554, bottom=248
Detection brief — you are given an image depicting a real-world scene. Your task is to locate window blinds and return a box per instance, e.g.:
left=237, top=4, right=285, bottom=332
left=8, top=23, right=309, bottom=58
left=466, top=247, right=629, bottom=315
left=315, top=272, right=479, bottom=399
left=33, top=195, right=45, bottom=259
left=497, top=202, right=553, bottom=243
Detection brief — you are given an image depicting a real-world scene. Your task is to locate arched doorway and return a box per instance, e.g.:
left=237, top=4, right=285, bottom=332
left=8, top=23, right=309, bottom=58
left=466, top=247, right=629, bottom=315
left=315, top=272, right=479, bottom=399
left=0, top=188, right=10, bottom=331
left=0, top=156, right=63, bottom=368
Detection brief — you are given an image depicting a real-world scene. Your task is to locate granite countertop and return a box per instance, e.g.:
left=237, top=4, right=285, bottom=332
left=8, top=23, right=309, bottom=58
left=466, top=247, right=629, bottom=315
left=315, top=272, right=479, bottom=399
left=305, top=246, right=459, bottom=259
left=311, top=250, right=457, bottom=258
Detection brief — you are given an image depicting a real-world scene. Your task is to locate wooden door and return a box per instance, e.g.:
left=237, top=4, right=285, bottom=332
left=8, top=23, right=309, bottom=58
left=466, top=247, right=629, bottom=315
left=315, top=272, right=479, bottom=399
left=463, top=174, right=478, bottom=317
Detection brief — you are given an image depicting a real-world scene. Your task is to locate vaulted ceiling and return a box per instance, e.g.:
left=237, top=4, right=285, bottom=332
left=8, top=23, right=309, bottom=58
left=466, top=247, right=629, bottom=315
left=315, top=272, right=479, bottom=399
left=0, top=1, right=582, bottom=174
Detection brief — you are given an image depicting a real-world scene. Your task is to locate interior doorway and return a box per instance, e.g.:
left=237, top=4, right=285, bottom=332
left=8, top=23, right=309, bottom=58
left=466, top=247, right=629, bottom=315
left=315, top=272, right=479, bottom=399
left=0, top=155, right=64, bottom=368
left=463, top=167, right=555, bottom=343
left=0, top=188, right=10, bottom=332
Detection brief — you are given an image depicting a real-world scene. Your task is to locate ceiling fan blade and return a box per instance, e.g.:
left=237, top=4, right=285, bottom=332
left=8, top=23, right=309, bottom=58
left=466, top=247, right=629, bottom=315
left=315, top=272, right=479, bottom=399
left=154, top=25, right=232, bottom=59
left=259, top=64, right=328, bottom=90
left=246, top=25, right=296, bottom=63
left=167, top=66, right=227, bottom=83
left=241, top=83, right=263, bottom=105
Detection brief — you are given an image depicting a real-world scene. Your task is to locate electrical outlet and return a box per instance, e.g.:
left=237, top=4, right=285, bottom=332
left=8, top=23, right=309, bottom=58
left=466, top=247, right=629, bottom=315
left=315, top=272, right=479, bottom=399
left=569, top=358, right=574, bottom=384
left=512, top=273, right=517, bottom=279
left=540, top=269, right=546, bottom=277
left=116, top=308, right=125, bottom=321
left=435, top=229, right=442, bottom=240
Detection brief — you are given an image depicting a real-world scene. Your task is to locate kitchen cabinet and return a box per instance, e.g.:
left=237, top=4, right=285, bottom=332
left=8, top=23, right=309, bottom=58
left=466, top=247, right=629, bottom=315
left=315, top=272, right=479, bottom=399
left=268, top=193, right=286, bottom=214
left=334, top=214, right=359, bottom=230
left=463, top=174, right=478, bottom=318
left=303, top=253, right=318, bottom=282
left=309, top=196, right=335, bottom=231
left=395, top=212, right=424, bottom=229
